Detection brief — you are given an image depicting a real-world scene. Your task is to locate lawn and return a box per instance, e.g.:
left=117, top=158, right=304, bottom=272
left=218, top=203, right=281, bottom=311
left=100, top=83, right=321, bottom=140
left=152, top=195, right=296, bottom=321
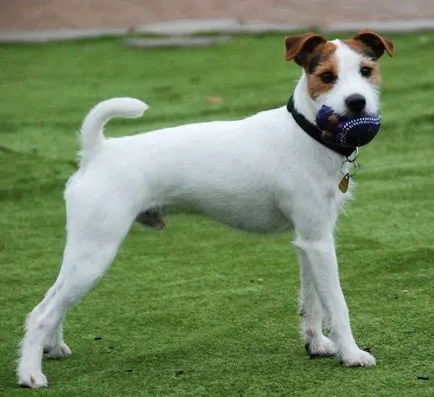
left=0, top=32, right=433, bottom=396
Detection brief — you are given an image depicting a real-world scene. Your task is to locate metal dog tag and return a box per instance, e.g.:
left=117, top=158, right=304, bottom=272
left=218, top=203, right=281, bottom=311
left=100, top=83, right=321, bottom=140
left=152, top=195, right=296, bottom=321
left=338, top=148, right=359, bottom=193
left=338, top=173, right=350, bottom=193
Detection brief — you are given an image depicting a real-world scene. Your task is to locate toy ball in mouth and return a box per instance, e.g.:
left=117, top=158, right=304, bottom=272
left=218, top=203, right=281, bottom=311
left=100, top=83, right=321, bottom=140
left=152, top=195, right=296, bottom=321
left=315, top=105, right=381, bottom=147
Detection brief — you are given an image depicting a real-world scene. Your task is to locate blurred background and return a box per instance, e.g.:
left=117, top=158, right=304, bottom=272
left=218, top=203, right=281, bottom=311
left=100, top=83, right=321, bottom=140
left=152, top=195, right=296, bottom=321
left=1, top=0, right=434, bottom=32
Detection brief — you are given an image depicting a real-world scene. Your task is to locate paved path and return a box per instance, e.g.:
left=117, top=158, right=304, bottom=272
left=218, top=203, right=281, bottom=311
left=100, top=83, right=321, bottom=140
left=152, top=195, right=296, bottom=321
left=1, top=0, right=434, bottom=32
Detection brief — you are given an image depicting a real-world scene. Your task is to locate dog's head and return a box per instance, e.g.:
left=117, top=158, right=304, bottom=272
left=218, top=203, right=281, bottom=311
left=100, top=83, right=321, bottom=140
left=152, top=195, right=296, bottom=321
left=285, top=30, right=394, bottom=118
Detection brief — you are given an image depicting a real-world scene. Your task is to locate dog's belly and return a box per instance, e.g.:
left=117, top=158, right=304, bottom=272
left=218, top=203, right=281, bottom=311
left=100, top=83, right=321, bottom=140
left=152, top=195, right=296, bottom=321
left=206, top=206, right=293, bottom=233
left=163, top=196, right=293, bottom=234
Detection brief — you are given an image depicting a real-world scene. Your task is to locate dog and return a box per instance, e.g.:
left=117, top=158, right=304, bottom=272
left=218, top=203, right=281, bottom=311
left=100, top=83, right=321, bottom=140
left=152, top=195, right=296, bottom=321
left=17, top=30, right=394, bottom=388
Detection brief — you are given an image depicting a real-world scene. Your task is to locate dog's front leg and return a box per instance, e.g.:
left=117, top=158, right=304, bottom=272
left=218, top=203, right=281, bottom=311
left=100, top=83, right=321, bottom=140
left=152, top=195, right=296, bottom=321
left=294, top=236, right=376, bottom=367
left=298, top=254, right=337, bottom=358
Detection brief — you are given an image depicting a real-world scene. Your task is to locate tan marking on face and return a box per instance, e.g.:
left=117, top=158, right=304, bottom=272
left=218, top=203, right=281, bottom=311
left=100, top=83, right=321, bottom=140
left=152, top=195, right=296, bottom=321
left=304, top=42, right=338, bottom=99
left=361, top=59, right=381, bottom=86
left=343, top=39, right=376, bottom=59
left=345, top=39, right=382, bottom=87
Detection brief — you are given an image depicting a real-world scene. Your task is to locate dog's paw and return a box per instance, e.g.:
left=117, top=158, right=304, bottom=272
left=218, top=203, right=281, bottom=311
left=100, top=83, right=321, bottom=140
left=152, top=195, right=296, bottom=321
left=44, top=342, right=72, bottom=359
left=305, top=335, right=337, bottom=358
left=18, top=368, right=48, bottom=388
left=340, top=348, right=376, bottom=367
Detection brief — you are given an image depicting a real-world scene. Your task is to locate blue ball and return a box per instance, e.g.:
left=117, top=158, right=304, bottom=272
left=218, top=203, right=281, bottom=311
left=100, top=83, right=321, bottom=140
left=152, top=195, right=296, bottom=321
left=315, top=105, right=381, bottom=147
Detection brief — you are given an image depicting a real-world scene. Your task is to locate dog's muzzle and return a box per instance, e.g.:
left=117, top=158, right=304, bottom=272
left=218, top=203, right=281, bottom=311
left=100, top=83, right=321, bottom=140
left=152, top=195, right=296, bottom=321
left=316, top=105, right=381, bottom=147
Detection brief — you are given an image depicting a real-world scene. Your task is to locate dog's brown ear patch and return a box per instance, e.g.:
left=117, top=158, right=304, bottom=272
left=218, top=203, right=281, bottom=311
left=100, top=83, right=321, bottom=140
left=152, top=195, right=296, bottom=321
left=352, top=30, right=394, bottom=58
left=284, top=33, right=327, bottom=66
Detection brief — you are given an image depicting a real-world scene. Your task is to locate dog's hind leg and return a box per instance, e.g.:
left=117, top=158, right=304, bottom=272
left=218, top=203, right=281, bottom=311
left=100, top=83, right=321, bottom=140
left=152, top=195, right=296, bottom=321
left=298, top=254, right=337, bottom=358
left=17, top=192, right=138, bottom=388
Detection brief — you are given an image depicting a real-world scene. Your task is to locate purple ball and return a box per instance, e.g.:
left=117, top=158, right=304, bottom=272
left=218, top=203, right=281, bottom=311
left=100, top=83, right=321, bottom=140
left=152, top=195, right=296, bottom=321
left=315, top=105, right=381, bottom=147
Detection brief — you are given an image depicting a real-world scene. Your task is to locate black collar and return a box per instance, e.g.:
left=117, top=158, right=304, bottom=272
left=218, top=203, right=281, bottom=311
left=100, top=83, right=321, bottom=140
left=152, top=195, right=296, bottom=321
left=286, top=95, right=356, bottom=157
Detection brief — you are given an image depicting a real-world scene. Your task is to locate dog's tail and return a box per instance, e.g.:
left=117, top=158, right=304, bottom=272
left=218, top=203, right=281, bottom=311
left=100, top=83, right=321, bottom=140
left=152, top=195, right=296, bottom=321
left=80, top=97, right=148, bottom=160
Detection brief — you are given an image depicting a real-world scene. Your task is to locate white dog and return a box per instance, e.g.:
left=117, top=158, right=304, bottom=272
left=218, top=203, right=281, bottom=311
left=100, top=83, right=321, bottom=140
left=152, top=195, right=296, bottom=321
left=18, top=30, right=394, bottom=388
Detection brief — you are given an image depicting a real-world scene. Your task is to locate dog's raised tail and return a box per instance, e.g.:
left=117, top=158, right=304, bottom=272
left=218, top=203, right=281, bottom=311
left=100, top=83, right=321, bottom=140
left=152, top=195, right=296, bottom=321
left=80, top=97, right=148, bottom=158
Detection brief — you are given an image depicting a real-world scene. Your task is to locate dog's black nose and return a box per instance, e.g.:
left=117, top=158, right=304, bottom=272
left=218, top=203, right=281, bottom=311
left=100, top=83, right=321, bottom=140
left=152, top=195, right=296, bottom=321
left=345, top=94, right=366, bottom=112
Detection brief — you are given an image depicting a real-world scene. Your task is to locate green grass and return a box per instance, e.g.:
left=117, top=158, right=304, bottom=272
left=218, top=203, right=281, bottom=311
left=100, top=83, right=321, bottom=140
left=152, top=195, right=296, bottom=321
left=1, top=32, right=433, bottom=396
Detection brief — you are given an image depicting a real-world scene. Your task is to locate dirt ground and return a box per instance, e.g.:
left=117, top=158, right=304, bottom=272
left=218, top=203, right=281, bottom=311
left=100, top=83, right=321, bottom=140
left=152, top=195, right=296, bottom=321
left=1, top=0, right=434, bottom=32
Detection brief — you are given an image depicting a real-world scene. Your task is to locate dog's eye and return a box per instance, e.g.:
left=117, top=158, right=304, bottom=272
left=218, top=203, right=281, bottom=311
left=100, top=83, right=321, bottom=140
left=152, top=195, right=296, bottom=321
left=360, top=66, right=372, bottom=78
left=320, top=72, right=337, bottom=84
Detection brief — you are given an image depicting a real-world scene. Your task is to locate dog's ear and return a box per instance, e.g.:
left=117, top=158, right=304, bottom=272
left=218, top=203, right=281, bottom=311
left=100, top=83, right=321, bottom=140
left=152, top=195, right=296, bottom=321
left=284, top=33, right=327, bottom=66
left=353, top=30, right=394, bottom=58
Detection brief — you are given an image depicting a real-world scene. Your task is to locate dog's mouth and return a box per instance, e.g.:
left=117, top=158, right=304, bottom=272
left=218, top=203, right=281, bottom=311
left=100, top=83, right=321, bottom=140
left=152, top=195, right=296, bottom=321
left=344, top=110, right=369, bottom=119
left=315, top=105, right=381, bottom=147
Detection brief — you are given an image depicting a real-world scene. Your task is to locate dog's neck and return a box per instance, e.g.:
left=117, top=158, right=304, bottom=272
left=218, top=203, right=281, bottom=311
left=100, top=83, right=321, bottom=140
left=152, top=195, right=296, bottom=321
left=289, top=73, right=357, bottom=158
left=292, top=73, right=317, bottom=124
